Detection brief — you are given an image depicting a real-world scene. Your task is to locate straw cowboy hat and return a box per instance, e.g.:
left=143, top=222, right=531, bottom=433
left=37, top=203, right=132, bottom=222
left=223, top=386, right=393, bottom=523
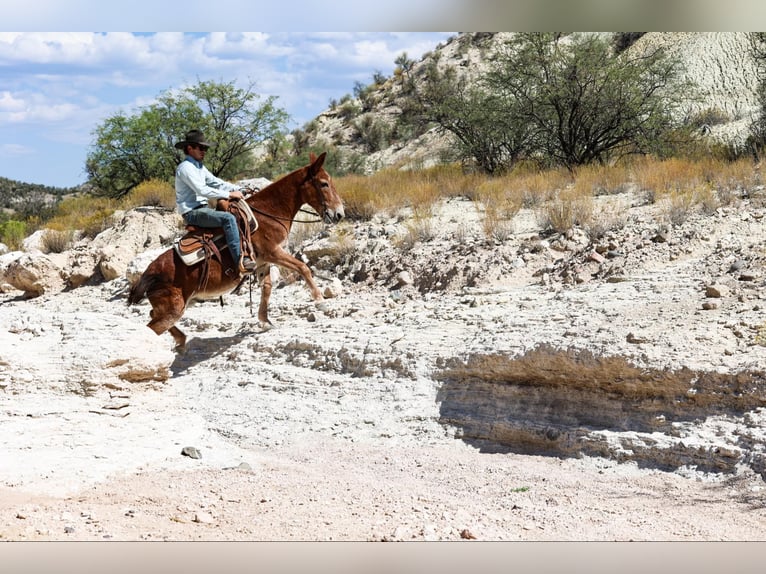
left=174, top=129, right=215, bottom=150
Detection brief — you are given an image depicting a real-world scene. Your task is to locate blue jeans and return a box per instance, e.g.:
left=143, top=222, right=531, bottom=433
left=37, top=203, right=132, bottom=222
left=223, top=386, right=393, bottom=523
left=183, top=207, right=242, bottom=264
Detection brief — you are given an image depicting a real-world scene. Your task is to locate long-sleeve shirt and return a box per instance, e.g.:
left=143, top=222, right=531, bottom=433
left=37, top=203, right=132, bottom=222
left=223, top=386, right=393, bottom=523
left=175, top=156, right=239, bottom=215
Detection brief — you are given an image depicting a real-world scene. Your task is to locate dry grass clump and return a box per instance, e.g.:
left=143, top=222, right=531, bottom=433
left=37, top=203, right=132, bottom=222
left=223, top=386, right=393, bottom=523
left=475, top=177, right=524, bottom=241
left=632, top=155, right=757, bottom=207
left=572, top=162, right=632, bottom=196
left=630, top=155, right=762, bottom=224
left=584, top=197, right=629, bottom=239
left=537, top=187, right=594, bottom=235
left=121, top=179, right=175, bottom=210
left=394, top=214, right=436, bottom=251
left=286, top=215, right=324, bottom=252
left=327, top=224, right=358, bottom=261
left=40, top=229, right=75, bottom=253
left=508, top=166, right=572, bottom=208
left=338, top=165, right=457, bottom=219
left=632, top=156, right=702, bottom=202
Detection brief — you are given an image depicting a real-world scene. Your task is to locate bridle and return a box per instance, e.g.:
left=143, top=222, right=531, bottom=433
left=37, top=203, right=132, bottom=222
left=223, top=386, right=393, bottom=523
left=244, top=173, right=330, bottom=230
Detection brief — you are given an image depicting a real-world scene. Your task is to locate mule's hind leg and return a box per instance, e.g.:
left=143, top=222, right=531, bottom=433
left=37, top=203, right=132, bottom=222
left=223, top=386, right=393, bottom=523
left=147, top=288, right=188, bottom=351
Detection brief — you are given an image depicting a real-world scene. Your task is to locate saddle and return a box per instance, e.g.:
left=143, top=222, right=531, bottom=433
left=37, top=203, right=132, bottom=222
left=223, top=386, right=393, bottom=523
left=174, top=199, right=259, bottom=285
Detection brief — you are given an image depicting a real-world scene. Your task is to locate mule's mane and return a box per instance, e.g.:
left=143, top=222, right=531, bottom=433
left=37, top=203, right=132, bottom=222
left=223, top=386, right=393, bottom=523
left=247, top=162, right=312, bottom=203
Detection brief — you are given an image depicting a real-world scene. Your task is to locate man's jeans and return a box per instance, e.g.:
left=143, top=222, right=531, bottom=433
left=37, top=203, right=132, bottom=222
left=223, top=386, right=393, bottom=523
left=183, top=207, right=242, bottom=264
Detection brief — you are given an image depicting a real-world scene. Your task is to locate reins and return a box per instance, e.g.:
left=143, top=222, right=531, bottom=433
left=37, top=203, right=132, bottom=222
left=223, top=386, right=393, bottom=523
left=243, top=173, right=327, bottom=228
left=247, top=204, right=322, bottom=225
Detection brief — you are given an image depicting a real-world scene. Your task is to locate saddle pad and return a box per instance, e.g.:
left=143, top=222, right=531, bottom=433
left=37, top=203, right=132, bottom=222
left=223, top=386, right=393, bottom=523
left=173, top=232, right=228, bottom=266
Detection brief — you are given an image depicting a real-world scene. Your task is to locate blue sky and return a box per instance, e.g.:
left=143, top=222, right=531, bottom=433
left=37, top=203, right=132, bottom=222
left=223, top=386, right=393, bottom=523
left=0, top=31, right=454, bottom=188
left=2, top=0, right=762, bottom=188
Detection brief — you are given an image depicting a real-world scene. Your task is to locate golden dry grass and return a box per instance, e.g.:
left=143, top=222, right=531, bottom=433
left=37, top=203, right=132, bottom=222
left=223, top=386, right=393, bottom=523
left=436, top=344, right=766, bottom=411
left=121, top=179, right=175, bottom=210
left=45, top=195, right=119, bottom=238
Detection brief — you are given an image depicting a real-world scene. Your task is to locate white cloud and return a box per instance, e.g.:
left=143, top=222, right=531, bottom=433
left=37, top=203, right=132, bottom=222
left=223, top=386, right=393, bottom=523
left=0, top=143, right=34, bottom=156
left=0, top=91, right=26, bottom=112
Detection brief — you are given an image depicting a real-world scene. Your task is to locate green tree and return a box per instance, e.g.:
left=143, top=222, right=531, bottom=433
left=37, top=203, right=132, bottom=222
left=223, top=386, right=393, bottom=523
left=86, top=79, right=289, bottom=198
left=400, top=58, right=533, bottom=174
left=487, top=33, right=693, bottom=169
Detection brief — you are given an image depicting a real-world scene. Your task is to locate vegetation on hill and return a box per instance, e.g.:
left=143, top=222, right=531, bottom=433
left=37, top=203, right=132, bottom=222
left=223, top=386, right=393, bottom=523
left=3, top=33, right=766, bottom=253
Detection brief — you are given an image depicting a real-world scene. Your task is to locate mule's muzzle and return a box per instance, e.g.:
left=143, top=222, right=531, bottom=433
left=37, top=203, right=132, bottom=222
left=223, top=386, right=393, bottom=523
left=324, top=207, right=345, bottom=224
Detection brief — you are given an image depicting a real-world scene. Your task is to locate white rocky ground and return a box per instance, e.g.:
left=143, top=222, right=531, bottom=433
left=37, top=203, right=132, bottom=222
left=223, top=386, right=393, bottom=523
left=2, top=183, right=766, bottom=541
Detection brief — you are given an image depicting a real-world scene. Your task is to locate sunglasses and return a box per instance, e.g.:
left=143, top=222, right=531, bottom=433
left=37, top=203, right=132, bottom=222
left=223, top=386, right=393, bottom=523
left=191, top=144, right=209, bottom=152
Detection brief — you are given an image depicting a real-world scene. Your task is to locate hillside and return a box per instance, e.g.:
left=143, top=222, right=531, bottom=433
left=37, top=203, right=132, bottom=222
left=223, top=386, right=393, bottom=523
left=304, top=32, right=761, bottom=174
left=0, top=176, right=78, bottom=218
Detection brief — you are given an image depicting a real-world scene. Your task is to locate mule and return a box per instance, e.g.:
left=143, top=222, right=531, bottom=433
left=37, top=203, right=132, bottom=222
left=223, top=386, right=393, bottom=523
left=127, top=152, right=344, bottom=351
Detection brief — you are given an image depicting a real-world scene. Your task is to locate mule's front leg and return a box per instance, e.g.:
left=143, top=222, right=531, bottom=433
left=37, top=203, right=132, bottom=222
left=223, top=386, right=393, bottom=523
left=270, top=247, right=323, bottom=301
left=257, top=265, right=274, bottom=328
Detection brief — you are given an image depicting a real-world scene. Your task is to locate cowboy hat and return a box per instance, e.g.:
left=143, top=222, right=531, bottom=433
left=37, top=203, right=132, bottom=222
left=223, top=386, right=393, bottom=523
left=174, top=129, right=215, bottom=150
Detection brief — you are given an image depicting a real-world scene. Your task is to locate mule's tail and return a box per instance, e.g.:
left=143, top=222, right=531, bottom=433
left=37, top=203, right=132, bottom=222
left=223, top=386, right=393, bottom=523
left=127, top=272, right=157, bottom=305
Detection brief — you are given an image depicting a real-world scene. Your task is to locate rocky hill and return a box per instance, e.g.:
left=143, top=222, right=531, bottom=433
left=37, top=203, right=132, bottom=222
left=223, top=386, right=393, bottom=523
left=306, top=32, right=762, bottom=174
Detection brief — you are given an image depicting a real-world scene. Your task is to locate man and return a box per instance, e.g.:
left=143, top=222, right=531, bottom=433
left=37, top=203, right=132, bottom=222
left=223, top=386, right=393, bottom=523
left=174, top=129, right=256, bottom=274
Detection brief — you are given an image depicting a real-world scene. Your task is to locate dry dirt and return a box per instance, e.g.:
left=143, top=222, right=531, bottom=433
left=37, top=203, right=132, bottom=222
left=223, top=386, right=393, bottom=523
left=2, top=191, right=766, bottom=542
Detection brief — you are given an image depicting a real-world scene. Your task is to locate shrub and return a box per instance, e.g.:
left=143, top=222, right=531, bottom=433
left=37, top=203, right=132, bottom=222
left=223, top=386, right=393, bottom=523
left=538, top=189, right=594, bottom=234
left=45, top=195, right=118, bottom=238
left=0, top=219, right=27, bottom=251
left=41, top=229, right=75, bottom=253
left=121, top=179, right=175, bottom=209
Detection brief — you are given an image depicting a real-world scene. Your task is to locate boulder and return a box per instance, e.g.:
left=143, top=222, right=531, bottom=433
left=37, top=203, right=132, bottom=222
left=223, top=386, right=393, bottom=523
left=1, top=253, right=66, bottom=297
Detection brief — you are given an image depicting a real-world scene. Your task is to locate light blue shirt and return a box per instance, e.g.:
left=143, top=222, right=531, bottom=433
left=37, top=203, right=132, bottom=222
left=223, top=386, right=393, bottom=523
left=175, top=157, right=240, bottom=215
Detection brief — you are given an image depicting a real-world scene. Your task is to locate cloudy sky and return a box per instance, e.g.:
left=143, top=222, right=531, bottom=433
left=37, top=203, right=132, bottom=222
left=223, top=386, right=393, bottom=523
left=2, top=0, right=762, bottom=188
left=0, top=31, right=454, bottom=188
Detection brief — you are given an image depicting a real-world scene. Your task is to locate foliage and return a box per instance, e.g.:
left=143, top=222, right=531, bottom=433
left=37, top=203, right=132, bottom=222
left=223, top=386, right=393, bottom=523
left=401, top=60, right=532, bottom=174
left=747, top=33, right=766, bottom=156
left=0, top=219, right=27, bottom=251
left=354, top=115, right=392, bottom=153
left=487, top=33, right=694, bottom=170
left=402, top=33, right=695, bottom=174
left=251, top=144, right=366, bottom=181
left=0, top=176, right=77, bottom=220
left=86, top=79, right=289, bottom=199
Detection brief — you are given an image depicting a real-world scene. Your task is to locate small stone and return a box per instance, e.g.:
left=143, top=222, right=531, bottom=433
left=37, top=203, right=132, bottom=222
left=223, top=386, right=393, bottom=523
left=705, top=284, right=728, bottom=298
left=702, top=301, right=719, bottom=310
left=181, top=446, right=202, bottom=459
left=395, top=271, right=413, bottom=288
left=193, top=512, right=215, bottom=524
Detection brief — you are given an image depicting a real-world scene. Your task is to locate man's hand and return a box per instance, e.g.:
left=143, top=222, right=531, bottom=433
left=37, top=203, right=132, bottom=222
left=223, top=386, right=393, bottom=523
left=229, top=190, right=244, bottom=201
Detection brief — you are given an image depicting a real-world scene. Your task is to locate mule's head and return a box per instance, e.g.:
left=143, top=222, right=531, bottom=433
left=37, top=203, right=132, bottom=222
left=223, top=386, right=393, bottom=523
left=304, top=152, right=344, bottom=224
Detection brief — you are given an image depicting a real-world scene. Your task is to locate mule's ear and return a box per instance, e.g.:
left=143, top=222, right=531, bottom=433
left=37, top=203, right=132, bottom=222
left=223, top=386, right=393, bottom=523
left=309, top=152, right=317, bottom=162
left=309, top=151, right=327, bottom=175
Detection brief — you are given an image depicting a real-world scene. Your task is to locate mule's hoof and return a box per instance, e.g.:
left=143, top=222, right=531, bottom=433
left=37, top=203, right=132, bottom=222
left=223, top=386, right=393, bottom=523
left=258, top=320, right=275, bottom=331
left=174, top=343, right=188, bottom=354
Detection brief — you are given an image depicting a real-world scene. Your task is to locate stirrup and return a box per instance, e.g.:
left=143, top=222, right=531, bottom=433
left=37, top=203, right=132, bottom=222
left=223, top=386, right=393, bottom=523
left=239, top=256, right=256, bottom=275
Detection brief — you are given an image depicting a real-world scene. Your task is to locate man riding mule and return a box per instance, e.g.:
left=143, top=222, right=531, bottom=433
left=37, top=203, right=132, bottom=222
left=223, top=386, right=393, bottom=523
left=128, top=149, right=345, bottom=352
left=175, top=129, right=256, bottom=275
